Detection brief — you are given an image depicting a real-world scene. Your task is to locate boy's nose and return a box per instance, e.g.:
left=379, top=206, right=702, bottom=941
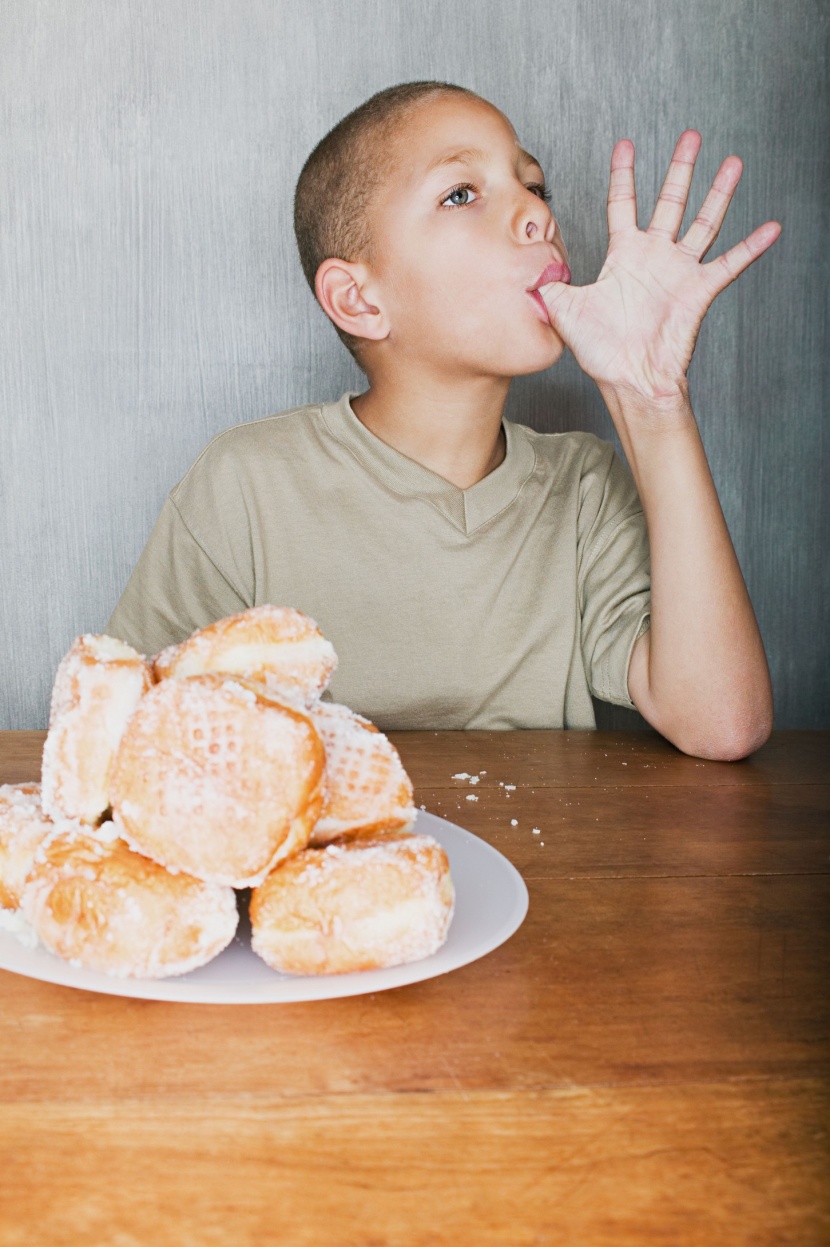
left=525, top=213, right=564, bottom=256
left=526, top=218, right=557, bottom=240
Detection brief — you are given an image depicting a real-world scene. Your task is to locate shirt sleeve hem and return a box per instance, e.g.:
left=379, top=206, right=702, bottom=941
left=594, top=608, right=651, bottom=710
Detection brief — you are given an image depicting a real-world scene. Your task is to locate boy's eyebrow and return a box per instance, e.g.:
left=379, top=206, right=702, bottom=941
left=424, top=146, right=544, bottom=176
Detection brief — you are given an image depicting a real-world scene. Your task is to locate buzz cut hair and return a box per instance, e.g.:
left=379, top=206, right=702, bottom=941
left=293, top=80, right=482, bottom=372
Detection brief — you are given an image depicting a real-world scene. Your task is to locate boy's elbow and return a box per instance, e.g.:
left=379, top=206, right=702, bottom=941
left=668, top=703, right=774, bottom=762
left=692, top=717, right=772, bottom=761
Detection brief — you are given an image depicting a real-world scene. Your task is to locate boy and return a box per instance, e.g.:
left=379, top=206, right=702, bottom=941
left=106, top=80, right=779, bottom=759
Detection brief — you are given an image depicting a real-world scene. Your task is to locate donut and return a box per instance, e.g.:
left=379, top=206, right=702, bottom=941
left=109, top=673, right=325, bottom=887
left=21, top=827, right=238, bottom=978
left=152, top=605, right=337, bottom=704
left=0, top=783, right=61, bottom=909
left=41, top=634, right=153, bottom=825
left=249, top=828, right=455, bottom=975
left=309, top=702, right=415, bottom=844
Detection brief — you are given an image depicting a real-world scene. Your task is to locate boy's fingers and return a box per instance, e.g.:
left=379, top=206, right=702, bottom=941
left=679, top=156, right=743, bottom=259
left=647, top=131, right=701, bottom=241
left=606, top=140, right=637, bottom=236
left=703, top=221, right=782, bottom=296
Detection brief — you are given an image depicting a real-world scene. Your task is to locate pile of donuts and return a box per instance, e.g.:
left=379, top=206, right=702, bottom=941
left=0, top=606, right=454, bottom=979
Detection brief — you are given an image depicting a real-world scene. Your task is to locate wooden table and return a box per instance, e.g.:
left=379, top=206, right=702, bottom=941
left=0, top=729, right=827, bottom=1246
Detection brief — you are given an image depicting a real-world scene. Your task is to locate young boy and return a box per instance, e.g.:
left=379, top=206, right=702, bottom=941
left=105, top=80, right=779, bottom=759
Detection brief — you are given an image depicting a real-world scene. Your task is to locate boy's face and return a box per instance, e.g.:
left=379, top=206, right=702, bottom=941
left=362, top=93, right=570, bottom=379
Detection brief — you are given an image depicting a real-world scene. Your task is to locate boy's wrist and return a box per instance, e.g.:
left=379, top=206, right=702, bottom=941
left=596, top=378, right=695, bottom=434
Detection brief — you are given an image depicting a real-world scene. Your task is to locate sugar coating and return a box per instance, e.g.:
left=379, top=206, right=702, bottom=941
left=21, top=828, right=238, bottom=978
left=250, top=830, right=455, bottom=975
left=0, top=782, right=84, bottom=908
left=24, top=608, right=453, bottom=983
left=152, top=605, right=337, bottom=704
left=308, top=702, right=415, bottom=843
left=109, top=673, right=325, bottom=886
left=41, top=634, right=153, bottom=824
left=0, top=906, right=40, bottom=949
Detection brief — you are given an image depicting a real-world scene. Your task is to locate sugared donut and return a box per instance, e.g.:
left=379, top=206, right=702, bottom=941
left=309, top=702, right=415, bottom=844
left=0, top=783, right=62, bottom=909
left=249, top=828, right=455, bottom=975
left=21, top=827, right=238, bottom=978
left=152, top=605, right=338, bottom=704
left=41, top=634, right=153, bottom=825
left=109, top=673, right=325, bottom=887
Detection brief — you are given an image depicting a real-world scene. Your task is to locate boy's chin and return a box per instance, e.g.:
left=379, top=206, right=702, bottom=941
left=505, top=333, right=567, bottom=376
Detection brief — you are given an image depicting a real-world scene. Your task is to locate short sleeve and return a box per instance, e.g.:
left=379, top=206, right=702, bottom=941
left=104, top=495, right=249, bottom=655
left=577, top=443, right=651, bottom=709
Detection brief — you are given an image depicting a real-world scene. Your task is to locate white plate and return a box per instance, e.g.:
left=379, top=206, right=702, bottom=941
left=0, top=812, right=528, bottom=1004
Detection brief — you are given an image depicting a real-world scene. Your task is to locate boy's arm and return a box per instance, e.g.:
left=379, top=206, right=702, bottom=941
left=602, top=381, right=772, bottom=760
left=538, top=130, right=780, bottom=760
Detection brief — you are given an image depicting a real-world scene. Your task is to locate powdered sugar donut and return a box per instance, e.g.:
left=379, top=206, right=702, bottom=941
left=309, top=702, right=415, bottom=844
left=250, top=828, right=455, bottom=975
left=152, top=605, right=338, bottom=705
left=41, top=634, right=153, bottom=825
left=21, top=827, right=238, bottom=978
left=0, top=783, right=60, bottom=909
left=109, top=673, right=325, bottom=887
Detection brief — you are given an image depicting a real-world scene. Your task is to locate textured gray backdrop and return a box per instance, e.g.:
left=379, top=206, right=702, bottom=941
left=1, top=0, right=827, bottom=730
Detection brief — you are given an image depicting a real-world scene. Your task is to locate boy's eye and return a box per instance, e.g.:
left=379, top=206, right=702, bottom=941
left=441, top=182, right=478, bottom=208
left=440, top=181, right=553, bottom=208
left=528, top=182, right=553, bottom=204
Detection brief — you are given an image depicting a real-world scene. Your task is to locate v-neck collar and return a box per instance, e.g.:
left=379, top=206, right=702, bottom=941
left=321, top=390, right=537, bottom=536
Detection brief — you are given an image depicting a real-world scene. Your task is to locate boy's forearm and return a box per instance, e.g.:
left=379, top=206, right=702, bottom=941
left=598, top=381, right=773, bottom=760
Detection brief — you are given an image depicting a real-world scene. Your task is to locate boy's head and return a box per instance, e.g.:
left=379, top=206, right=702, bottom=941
left=293, top=81, right=569, bottom=381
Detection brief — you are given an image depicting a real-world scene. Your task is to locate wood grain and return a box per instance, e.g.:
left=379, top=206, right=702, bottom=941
left=1, top=730, right=827, bottom=1243
left=0, top=1083, right=827, bottom=1247
left=2, top=871, right=827, bottom=1102
left=5, top=729, right=830, bottom=788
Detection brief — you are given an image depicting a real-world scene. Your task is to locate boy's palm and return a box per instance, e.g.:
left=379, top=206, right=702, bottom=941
left=538, top=131, right=781, bottom=400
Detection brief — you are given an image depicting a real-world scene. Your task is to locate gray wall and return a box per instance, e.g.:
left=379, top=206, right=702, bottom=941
left=1, top=0, right=827, bottom=730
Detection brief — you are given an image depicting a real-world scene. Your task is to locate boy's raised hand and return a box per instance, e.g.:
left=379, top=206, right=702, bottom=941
left=537, top=131, right=782, bottom=401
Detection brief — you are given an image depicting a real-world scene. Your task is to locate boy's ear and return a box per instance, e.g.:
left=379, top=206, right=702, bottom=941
left=314, top=259, right=389, bottom=344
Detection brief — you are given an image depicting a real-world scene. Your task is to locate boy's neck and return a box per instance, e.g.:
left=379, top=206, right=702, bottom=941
left=349, top=375, right=511, bottom=490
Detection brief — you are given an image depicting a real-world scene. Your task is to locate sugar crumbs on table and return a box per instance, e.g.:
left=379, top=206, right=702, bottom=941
left=452, top=772, right=471, bottom=780
left=510, top=819, right=518, bottom=826
left=465, top=794, right=479, bottom=802
left=532, top=828, right=540, bottom=835
left=468, top=775, right=480, bottom=785
left=504, top=784, right=516, bottom=791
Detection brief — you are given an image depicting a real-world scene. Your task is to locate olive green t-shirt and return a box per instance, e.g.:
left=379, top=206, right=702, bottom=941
left=105, top=390, right=651, bottom=730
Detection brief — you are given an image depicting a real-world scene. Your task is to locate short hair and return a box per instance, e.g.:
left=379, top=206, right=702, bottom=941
left=293, top=80, right=482, bottom=372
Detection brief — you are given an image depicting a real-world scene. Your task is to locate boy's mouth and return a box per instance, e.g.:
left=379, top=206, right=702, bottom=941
left=526, top=260, right=571, bottom=326
left=527, top=289, right=553, bottom=325
left=528, top=260, right=572, bottom=290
